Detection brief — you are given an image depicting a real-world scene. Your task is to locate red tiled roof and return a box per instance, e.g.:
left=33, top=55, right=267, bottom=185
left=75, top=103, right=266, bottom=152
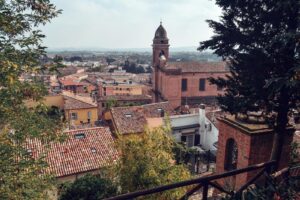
left=110, top=102, right=175, bottom=135
left=26, top=127, right=119, bottom=178
left=111, top=106, right=147, bottom=134
left=64, top=96, right=97, bottom=110
left=59, top=78, right=86, bottom=86
left=166, top=61, right=229, bottom=73
left=98, top=95, right=152, bottom=102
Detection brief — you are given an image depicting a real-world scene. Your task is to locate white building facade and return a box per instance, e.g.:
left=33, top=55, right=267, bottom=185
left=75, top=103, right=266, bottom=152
left=169, top=106, right=219, bottom=153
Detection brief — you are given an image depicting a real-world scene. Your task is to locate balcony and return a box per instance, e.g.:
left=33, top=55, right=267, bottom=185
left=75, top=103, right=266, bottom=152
left=105, top=161, right=300, bottom=200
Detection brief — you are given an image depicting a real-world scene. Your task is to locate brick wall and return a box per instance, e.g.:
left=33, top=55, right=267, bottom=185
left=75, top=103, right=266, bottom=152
left=216, top=118, right=294, bottom=190
left=181, top=72, right=226, bottom=97
left=157, top=70, right=227, bottom=108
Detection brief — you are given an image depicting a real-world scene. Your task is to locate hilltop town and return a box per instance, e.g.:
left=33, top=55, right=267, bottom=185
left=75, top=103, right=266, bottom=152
left=19, top=23, right=300, bottom=199
left=1, top=1, right=300, bottom=200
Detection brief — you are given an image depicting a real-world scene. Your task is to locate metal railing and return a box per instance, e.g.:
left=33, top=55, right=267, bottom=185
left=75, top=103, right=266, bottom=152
left=105, top=160, right=277, bottom=200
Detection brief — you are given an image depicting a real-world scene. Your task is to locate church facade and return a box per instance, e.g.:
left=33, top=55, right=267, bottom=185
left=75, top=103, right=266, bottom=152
left=152, top=23, right=229, bottom=109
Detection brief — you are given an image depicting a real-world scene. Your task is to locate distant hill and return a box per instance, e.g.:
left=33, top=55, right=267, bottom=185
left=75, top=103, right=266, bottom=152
left=47, top=46, right=205, bottom=53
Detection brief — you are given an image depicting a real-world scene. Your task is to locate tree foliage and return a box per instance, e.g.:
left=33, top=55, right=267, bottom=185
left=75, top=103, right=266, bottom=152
left=114, top=125, right=191, bottom=200
left=123, top=61, right=146, bottom=74
left=59, top=174, right=118, bottom=200
left=0, top=1, right=63, bottom=199
left=199, top=0, right=300, bottom=165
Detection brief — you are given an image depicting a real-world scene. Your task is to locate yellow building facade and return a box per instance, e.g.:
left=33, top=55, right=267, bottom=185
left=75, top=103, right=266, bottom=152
left=63, top=95, right=98, bottom=128
left=65, top=107, right=98, bottom=126
left=102, top=84, right=143, bottom=96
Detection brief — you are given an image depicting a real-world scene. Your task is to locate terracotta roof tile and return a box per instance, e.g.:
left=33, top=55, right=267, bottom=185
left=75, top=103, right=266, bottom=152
left=59, top=78, right=86, bottom=86
left=166, top=61, right=229, bottom=73
left=110, top=102, right=175, bottom=135
left=98, top=95, right=152, bottom=101
left=26, top=127, right=119, bottom=178
left=64, top=96, right=97, bottom=110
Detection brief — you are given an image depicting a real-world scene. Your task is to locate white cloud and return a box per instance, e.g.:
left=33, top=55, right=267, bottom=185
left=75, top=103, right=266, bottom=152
left=41, top=0, right=222, bottom=49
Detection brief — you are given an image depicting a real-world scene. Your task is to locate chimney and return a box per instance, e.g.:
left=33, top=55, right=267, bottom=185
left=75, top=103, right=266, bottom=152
left=199, top=104, right=206, bottom=146
left=160, top=109, right=165, bottom=117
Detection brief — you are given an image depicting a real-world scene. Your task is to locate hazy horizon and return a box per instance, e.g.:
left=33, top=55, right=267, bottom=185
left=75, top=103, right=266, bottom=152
left=41, top=0, right=222, bottom=49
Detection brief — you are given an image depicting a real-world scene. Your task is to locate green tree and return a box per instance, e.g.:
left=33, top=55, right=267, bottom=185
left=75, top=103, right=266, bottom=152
left=136, top=65, right=146, bottom=73
left=199, top=0, right=300, bottom=169
left=0, top=1, right=63, bottom=199
left=59, top=174, right=118, bottom=200
left=114, top=126, right=191, bottom=200
left=106, top=97, right=118, bottom=109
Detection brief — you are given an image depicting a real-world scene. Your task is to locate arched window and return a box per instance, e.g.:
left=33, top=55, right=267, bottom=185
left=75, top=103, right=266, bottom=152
left=159, top=50, right=165, bottom=57
left=224, top=138, right=238, bottom=170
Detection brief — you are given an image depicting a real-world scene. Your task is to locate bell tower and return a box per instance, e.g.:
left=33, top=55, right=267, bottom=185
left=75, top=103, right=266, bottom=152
left=152, top=21, right=169, bottom=102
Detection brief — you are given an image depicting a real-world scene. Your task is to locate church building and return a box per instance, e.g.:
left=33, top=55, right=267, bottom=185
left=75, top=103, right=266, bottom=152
left=152, top=22, right=229, bottom=109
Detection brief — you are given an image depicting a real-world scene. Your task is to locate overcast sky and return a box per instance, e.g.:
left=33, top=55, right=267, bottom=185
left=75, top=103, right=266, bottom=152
left=42, top=0, right=222, bottom=49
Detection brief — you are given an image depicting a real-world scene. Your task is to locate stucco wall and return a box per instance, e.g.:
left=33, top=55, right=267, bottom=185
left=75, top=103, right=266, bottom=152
left=65, top=107, right=98, bottom=126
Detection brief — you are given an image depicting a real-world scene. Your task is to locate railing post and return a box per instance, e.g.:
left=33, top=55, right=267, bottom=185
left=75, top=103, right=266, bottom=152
left=207, top=150, right=210, bottom=172
left=265, top=163, right=274, bottom=200
left=202, top=181, right=208, bottom=200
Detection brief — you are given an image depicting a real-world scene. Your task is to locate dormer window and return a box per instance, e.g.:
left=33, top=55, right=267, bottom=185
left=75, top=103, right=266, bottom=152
left=91, top=147, right=97, bottom=153
left=74, top=133, right=85, bottom=139
left=27, top=149, right=33, bottom=156
left=205, top=123, right=212, bottom=131
left=157, top=108, right=165, bottom=117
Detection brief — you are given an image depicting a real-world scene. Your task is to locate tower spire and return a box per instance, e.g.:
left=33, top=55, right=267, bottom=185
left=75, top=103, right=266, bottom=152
left=160, top=19, right=162, bottom=25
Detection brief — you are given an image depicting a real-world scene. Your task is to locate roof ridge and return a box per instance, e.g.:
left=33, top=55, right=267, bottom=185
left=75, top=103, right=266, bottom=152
left=64, top=95, right=97, bottom=107
left=111, top=101, right=169, bottom=111
left=142, top=101, right=169, bottom=107
left=66, top=127, right=108, bottom=133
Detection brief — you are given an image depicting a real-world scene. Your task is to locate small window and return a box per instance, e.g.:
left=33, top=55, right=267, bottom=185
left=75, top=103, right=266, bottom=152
left=181, top=79, right=187, bottom=91
left=194, top=134, right=200, bottom=146
left=217, top=85, right=223, bottom=91
left=181, top=135, right=187, bottom=143
left=157, top=108, right=165, bottom=117
left=91, top=147, right=97, bottom=153
left=199, top=79, right=206, bottom=91
left=87, top=111, right=92, bottom=119
left=187, top=135, right=194, bottom=147
left=27, top=149, right=33, bottom=156
left=206, top=123, right=212, bottom=131
left=74, top=133, right=85, bottom=139
left=71, top=112, right=78, bottom=120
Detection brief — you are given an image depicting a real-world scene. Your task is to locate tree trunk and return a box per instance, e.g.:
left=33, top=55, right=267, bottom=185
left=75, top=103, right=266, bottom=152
left=270, top=88, right=289, bottom=171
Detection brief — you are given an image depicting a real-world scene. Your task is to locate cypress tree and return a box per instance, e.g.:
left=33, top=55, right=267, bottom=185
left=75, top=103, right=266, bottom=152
left=199, top=0, right=300, bottom=168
